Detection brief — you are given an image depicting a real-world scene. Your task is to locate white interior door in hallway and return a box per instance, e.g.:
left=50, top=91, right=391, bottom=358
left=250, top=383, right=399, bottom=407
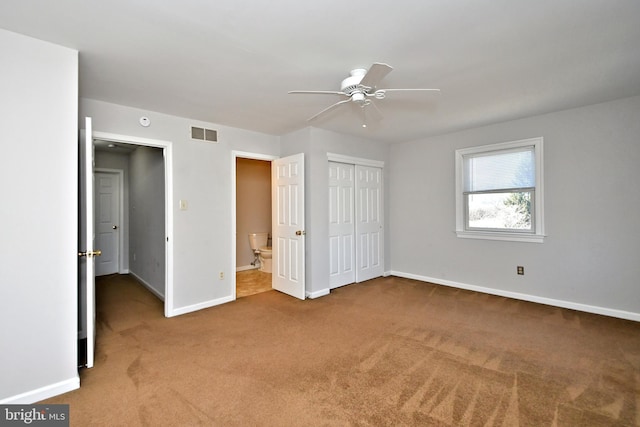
left=95, top=171, right=121, bottom=276
left=329, top=161, right=384, bottom=288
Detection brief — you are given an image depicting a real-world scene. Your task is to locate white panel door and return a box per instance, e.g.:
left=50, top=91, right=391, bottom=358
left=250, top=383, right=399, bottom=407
left=78, top=117, right=97, bottom=368
left=95, top=172, right=120, bottom=276
left=272, top=153, right=305, bottom=299
left=355, top=165, right=384, bottom=282
left=328, top=162, right=355, bottom=289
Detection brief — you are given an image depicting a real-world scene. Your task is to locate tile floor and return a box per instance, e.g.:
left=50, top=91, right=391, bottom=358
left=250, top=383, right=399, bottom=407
left=236, top=269, right=272, bottom=298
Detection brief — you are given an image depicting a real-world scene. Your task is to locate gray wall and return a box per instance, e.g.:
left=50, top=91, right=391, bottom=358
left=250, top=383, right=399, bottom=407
left=129, top=146, right=166, bottom=296
left=0, top=29, right=79, bottom=402
left=236, top=158, right=272, bottom=268
left=80, top=98, right=281, bottom=313
left=389, top=95, right=640, bottom=319
left=281, top=127, right=390, bottom=296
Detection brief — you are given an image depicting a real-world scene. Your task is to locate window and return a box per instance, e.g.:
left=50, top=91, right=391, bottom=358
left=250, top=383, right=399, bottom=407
left=455, top=137, right=544, bottom=242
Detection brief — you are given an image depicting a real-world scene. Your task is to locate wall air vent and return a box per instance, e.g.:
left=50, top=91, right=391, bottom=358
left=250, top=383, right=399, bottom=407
left=190, top=126, right=218, bottom=143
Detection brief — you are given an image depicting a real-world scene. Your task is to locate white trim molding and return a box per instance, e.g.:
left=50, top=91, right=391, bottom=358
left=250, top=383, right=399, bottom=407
left=130, top=271, right=165, bottom=301
left=92, top=130, right=175, bottom=319
left=327, top=152, right=384, bottom=168
left=454, top=230, right=546, bottom=243
left=389, top=270, right=640, bottom=322
left=171, top=295, right=235, bottom=317
left=455, top=137, right=545, bottom=243
left=0, top=377, right=79, bottom=404
left=230, top=151, right=280, bottom=303
left=306, top=288, right=330, bottom=299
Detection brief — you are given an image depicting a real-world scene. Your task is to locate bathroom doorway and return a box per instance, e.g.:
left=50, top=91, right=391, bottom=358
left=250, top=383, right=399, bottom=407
left=233, top=153, right=277, bottom=298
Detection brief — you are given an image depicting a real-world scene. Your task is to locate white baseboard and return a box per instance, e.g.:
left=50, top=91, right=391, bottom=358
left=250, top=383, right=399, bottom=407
left=0, top=376, right=79, bottom=404
left=306, top=288, right=330, bottom=299
left=389, top=270, right=640, bottom=322
left=236, top=265, right=258, bottom=272
left=130, top=271, right=165, bottom=301
left=169, top=295, right=235, bottom=317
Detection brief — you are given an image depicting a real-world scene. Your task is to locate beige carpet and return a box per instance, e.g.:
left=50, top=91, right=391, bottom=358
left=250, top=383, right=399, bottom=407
left=44, top=274, right=640, bottom=426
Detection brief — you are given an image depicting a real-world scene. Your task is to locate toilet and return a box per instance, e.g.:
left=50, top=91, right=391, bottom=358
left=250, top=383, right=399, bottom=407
left=248, top=232, right=272, bottom=273
left=258, top=245, right=272, bottom=273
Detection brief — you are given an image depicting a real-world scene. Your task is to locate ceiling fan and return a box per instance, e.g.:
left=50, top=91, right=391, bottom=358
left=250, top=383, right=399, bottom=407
left=288, top=63, right=440, bottom=126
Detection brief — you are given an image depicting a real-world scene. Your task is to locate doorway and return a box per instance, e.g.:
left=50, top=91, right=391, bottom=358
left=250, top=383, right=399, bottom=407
left=80, top=125, right=174, bottom=369
left=231, top=150, right=307, bottom=301
left=93, top=140, right=167, bottom=299
left=235, top=156, right=273, bottom=298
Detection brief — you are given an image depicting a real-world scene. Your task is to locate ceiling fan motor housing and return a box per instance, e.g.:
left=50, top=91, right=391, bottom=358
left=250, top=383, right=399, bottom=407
left=341, top=68, right=368, bottom=95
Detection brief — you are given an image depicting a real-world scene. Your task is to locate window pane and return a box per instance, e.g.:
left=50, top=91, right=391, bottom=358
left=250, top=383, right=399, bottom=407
left=464, top=148, right=534, bottom=192
left=467, top=192, right=532, bottom=230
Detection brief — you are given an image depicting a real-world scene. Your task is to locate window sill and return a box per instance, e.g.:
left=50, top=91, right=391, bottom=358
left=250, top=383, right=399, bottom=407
left=456, top=230, right=545, bottom=243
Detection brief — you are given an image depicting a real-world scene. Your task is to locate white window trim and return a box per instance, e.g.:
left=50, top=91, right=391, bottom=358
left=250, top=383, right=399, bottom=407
left=455, top=137, right=545, bottom=243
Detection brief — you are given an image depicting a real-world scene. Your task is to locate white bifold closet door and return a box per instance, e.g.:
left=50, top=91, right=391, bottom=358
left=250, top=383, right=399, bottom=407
left=329, top=162, right=383, bottom=289
left=329, top=162, right=355, bottom=288
left=355, top=165, right=384, bottom=282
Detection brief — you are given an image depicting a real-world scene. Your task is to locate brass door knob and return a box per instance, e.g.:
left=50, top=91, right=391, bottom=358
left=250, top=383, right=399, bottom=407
left=295, top=230, right=306, bottom=236
left=78, top=250, right=102, bottom=257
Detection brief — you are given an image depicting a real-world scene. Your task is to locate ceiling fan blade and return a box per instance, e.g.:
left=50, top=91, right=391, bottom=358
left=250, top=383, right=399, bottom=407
left=377, top=88, right=440, bottom=92
left=372, top=88, right=440, bottom=99
left=364, top=99, right=383, bottom=122
left=289, top=90, right=346, bottom=96
left=359, top=63, right=393, bottom=89
left=307, top=99, right=351, bottom=121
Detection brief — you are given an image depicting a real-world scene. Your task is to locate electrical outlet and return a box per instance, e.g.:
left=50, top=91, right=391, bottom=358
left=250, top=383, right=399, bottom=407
left=219, top=271, right=224, bottom=280
left=517, top=266, right=524, bottom=275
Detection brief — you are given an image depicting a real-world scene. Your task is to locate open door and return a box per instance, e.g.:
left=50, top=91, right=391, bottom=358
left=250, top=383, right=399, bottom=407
left=78, top=117, right=98, bottom=368
left=272, top=153, right=305, bottom=299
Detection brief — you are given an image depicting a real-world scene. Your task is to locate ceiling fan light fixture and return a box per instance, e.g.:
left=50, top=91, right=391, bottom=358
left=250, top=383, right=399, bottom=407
left=352, top=92, right=365, bottom=102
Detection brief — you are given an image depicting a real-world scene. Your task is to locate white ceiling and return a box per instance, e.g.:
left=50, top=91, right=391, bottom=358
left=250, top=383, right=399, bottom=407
left=1, top=1, right=639, bottom=143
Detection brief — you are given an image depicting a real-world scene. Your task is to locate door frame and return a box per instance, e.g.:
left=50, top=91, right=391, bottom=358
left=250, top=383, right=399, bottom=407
left=231, top=151, right=279, bottom=300
left=92, top=131, right=175, bottom=317
left=94, top=168, right=125, bottom=275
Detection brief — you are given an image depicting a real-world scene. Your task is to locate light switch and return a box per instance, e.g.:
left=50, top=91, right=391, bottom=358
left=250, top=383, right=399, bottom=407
left=179, top=200, right=188, bottom=210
